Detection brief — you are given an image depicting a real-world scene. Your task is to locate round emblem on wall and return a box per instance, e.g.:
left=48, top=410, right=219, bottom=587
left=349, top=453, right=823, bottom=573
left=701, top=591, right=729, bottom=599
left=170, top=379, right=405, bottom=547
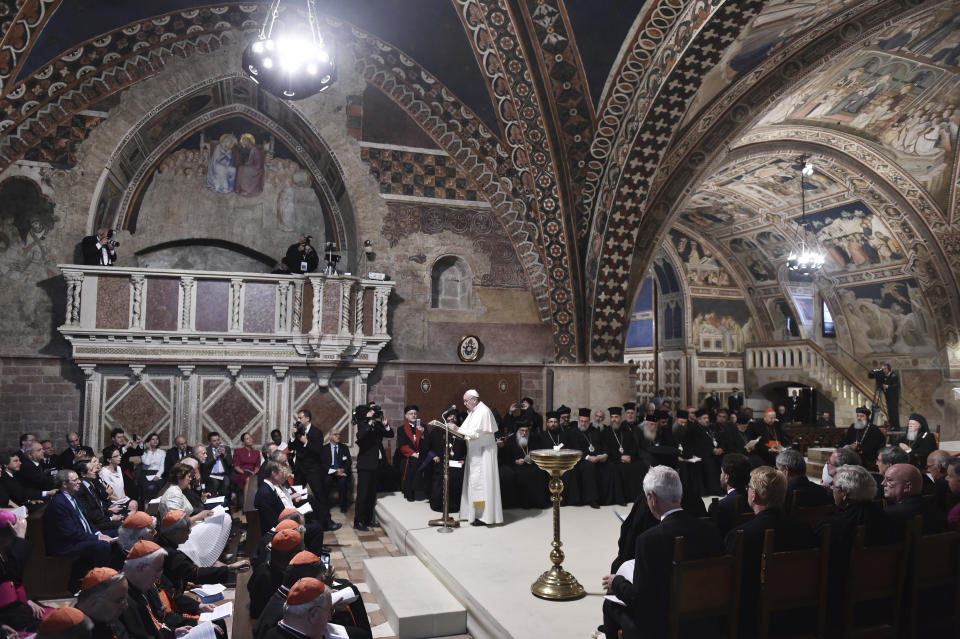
left=457, top=335, right=481, bottom=362
left=420, top=378, right=432, bottom=393
left=498, top=379, right=509, bottom=393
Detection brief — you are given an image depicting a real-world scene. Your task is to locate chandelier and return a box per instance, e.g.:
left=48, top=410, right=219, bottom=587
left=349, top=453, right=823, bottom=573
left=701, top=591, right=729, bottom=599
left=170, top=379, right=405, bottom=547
left=242, top=0, right=337, bottom=100
left=787, top=158, right=825, bottom=276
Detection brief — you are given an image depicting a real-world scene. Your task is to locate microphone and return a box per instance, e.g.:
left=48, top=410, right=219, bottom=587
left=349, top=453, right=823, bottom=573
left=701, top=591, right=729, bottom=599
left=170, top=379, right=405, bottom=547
left=442, top=404, right=457, bottom=416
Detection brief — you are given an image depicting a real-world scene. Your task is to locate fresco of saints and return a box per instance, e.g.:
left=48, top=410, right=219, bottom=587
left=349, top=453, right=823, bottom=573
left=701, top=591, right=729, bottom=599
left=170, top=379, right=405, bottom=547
left=235, top=133, right=265, bottom=197
left=206, top=133, right=237, bottom=194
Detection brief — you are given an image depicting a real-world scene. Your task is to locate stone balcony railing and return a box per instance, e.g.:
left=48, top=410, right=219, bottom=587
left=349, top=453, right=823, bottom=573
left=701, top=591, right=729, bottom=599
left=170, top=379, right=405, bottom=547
left=58, top=265, right=395, bottom=378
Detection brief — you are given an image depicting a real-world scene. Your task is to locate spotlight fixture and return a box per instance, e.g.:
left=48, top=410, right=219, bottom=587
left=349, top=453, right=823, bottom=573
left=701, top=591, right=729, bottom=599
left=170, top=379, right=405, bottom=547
left=787, top=158, right=826, bottom=276
left=363, top=240, right=374, bottom=256
left=242, top=0, right=337, bottom=100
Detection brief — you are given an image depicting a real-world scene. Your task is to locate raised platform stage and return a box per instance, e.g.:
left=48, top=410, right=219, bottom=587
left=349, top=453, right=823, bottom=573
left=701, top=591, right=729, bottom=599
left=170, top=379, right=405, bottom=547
left=375, top=493, right=622, bottom=639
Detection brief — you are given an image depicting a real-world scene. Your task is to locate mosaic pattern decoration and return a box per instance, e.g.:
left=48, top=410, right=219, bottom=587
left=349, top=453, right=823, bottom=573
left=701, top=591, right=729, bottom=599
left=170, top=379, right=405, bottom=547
left=360, top=147, right=480, bottom=201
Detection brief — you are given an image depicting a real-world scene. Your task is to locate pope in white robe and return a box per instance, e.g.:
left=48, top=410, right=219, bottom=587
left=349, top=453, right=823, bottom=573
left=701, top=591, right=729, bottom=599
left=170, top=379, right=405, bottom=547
left=454, top=389, right=503, bottom=526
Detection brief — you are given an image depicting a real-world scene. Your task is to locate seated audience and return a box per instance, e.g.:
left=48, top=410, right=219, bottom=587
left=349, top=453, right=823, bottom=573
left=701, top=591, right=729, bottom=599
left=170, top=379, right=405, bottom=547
left=232, top=432, right=261, bottom=496
left=42, top=470, right=114, bottom=570
left=138, top=434, right=166, bottom=502
left=156, top=511, right=247, bottom=592
left=117, top=511, right=156, bottom=554
left=19, top=442, right=57, bottom=499
left=776, top=448, right=833, bottom=512
left=727, top=466, right=816, bottom=638
left=821, top=447, right=861, bottom=488
left=74, top=459, right=123, bottom=536
left=59, top=432, right=94, bottom=472
left=499, top=424, right=548, bottom=509
left=881, top=463, right=947, bottom=535
left=708, top=453, right=750, bottom=534
left=601, top=465, right=724, bottom=639
left=248, top=528, right=304, bottom=618
left=255, top=463, right=327, bottom=554
left=899, top=413, right=937, bottom=470
left=946, top=458, right=960, bottom=528
left=602, top=407, right=645, bottom=504
left=260, top=578, right=333, bottom=639
left=924, top=450, right=952, bottom=510
left=163, top=437, right=191, bottom=479
left=159, top=463, right=212, bottom=523
left=563, top=408, right=607, bottom=508
left=37, top=606, right=94, bottom=639
left=120, top=540, right=168, bottom=639
left=202, top=434, right=233, bottom=500
left=40, top=441, right=59, bottom=475
left=74, top=568, right=129, bottom=639
left=1, top=451, right=41, bottom=510
left=99, top=446, right=138, bottom=513
left=0, top=510, right=51, bottom=631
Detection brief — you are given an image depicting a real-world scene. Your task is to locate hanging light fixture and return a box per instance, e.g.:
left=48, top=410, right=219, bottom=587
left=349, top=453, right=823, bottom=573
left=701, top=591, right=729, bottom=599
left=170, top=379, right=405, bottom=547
left=787, top=158, right=826, bottom=275
left=242, top=0, right=337, bottom=100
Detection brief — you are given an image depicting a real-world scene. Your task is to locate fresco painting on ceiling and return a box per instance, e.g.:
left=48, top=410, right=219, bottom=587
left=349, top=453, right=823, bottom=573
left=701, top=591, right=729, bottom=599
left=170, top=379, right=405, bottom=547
left=686, top=0, right=853, bottom=122
left=754, top=230, right=789, bottom=260
left=760, top=8, right=960, bottom=206
left=667, top=229, right=733, bottom=286
left=729, top=237, right=776, bottom=282
left=767, top=297, right=801, bottom=339
left=692, top=298, right=754, bottom=356
left=792, top=295, right=815, bottom=324
left=838, top=278, right=935, bottom=354
left=134, top=117, right=325, bottom=243
left=712, top=158, right=841, bottom=209
left=0, top=177, right=59, bottom=283
left=798, top=201, right=904, bottom=271
left=679, top=191, right=754, bottom=230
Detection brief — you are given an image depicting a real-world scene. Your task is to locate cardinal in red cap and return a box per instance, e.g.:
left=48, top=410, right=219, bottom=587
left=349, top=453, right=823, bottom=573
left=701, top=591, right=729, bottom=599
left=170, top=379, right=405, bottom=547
left=261, top=578, right=331, bottom=639
left=37, top=607, right=93, bottom=639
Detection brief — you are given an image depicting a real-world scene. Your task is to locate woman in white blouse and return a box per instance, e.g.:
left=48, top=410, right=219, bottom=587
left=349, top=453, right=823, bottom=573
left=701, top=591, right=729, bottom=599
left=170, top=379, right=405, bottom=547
left=99, top=445, right=139, bottom=512
left=140, top=432, right=166, bottom=501
left=159, top=462, right=212, bottom=524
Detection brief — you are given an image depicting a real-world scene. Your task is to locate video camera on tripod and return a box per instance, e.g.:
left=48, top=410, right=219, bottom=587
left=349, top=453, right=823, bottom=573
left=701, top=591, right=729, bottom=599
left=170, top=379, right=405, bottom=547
left=867, top=368, right=886, bottom=385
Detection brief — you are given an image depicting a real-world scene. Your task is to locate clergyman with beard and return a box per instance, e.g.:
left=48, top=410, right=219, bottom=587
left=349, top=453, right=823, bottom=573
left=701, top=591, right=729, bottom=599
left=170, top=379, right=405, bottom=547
left=842, top=406, right=885, bottom=471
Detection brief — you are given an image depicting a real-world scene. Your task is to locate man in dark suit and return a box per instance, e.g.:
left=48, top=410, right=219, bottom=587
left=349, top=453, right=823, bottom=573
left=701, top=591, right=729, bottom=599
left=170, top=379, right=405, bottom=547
left=19, top=441, right=57, bottom=497
left=43, top=469, right=114, bottom=568
left=880, top=363, right=900, bottom=430
left=727, top=466, right=817, bottom=638
left=882, top=463, right=947, bottom=535
left=58, top=431, right=94, bottom=470
left=727, top=388, right=744, bottom=414
left=254, top=462, right=327, bottom=554
left=80, top=228, right=117, bottom=266
left=320, top=428, right=353, bottom=514
left=602, top=465, right=724, bottom=639
left=288, top=409, right=339, bottom=531
left=776, top=448, right=833, bottom=513
left=40, top=440, right=59, bottom=474
left=202, top=432, right=234, bottom=500
left=708, top=453, right=750, bottom=534
left=16, top=434, right=36, bottom=466
left=354, top=404, right=394, bottom=531
left=163, top=436, right=191, bottom=478
left=1, top=451, right=35, bottom=508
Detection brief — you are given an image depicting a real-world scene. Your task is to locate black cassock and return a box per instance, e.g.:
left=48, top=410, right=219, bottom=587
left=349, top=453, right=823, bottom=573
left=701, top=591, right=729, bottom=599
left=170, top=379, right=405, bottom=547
left=679, top=420, right=723, bottom=496
left=499, top=435, right=549, bottom=509
left=562, top=426, right=608, bottom=506
left=601, top=425, right=646, bottom=505
left=428, top=427, right=467, bottom=513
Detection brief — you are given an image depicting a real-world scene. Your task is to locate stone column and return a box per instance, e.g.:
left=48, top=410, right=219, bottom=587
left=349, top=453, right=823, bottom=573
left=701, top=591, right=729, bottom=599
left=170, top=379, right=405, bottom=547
left=374, top=285, right=390, bottom=335
left=180, top=275, right=195, bottom=331
left=229, top=278, right=243, bottom=332
left=65, top=271, right=84, bottom=327
left=131, top=274, right=146, bottom=330
left=309, top=276, right=324, bottom=337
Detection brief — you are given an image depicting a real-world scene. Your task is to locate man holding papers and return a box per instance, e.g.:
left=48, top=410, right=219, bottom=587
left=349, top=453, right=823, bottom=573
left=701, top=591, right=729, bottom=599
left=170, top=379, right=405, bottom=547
left=447, top=389, right=503, bottom=527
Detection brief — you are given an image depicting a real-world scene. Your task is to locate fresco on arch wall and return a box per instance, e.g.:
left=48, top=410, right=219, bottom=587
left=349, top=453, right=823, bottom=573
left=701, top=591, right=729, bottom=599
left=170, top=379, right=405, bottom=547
left=728, top=237, right=777, bottom=283
left=837, top=278, right=936, bottom=355
left=759, top=8, right=960, bottom=207
left=794, top=200, right=905, bottom=272
left=130, top=117, right=328, bottom=246
left=710, top=157, right=844, bottom=210
left=686, top=0, right=855, bottom=123
left=678, top=191, right=755, bottom=231
left=0, top=176, right=60, bottom=284
left=666, top=229, right=733, bottom=287
left=691, top=298, right=754, bottom=356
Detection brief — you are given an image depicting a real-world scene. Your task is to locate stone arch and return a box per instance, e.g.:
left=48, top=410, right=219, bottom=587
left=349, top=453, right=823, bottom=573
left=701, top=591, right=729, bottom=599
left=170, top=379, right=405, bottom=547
left=431, top=255, right=473, bottom=311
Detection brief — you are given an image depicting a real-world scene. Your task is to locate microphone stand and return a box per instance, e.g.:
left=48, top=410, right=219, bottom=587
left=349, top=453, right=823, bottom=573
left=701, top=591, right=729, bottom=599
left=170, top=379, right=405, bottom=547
left=428, top=411, right=460, bottom=532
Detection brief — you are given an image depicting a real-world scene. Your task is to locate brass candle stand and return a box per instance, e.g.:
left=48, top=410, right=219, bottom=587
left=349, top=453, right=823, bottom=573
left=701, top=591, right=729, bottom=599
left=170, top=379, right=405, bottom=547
left=529, top=448, right=585, bottom=600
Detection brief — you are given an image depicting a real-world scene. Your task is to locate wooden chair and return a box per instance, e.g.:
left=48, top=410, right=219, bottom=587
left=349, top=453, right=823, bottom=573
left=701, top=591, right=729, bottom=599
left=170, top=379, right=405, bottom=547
left=667, top=531, right=743, bottom=639
left=841, top=525, right=910, bottom=639
left=232, top=558, right=254, bottom=639
left=791, top=493, right=834, bottom=527
left=244, top=509, right=262, bottom=555
left=22, top=510, right=73, bottom=599
left=757, top=525, right=830, bottom=639
left=906, top=516, right=960, bottom=639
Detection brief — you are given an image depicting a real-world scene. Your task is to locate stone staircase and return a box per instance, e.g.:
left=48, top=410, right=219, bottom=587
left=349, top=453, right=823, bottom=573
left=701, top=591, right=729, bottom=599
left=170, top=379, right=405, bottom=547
left=745, top=340, right=880, bottom=427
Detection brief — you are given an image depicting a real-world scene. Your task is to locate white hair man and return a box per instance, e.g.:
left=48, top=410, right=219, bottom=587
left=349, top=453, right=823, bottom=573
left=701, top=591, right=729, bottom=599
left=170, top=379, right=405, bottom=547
left=601, top=466, right=724, bottom=638
left=261, top=577, right=333, bottom=639
left=448, top=389, right=503, bottom=526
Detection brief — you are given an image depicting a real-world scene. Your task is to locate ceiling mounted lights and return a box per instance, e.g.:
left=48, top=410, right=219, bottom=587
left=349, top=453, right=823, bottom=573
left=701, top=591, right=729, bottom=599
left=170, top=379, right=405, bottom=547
left=242, top=0, right=336, bottom=100
left=787, top=158, right=826, bottom=276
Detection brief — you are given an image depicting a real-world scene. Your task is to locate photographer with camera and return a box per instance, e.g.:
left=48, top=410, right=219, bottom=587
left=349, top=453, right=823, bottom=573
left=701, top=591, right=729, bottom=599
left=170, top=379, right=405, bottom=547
left=284, top=235, right=319, bottom=274
left=81, top=228, right=119, bottom=266
left=288, top=410, right=340, bottom=532
left=354, top=403, right=393, bottom=531
left=868, top=363, right=900, bottom=430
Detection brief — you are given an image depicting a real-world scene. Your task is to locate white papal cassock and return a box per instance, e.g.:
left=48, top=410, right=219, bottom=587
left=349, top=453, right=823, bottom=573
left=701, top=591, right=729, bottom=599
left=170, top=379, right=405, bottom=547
left=458, top=400, right=503, bottom=524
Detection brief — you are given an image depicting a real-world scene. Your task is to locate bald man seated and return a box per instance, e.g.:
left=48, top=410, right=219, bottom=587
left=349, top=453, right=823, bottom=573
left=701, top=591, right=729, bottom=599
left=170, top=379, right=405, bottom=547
left=882, top=463, right=947, bottom=535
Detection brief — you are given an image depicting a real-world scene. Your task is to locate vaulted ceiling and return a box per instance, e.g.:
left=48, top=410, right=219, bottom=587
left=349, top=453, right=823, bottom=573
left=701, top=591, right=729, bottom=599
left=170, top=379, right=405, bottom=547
left=1, top=0, right=958, bottom=364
